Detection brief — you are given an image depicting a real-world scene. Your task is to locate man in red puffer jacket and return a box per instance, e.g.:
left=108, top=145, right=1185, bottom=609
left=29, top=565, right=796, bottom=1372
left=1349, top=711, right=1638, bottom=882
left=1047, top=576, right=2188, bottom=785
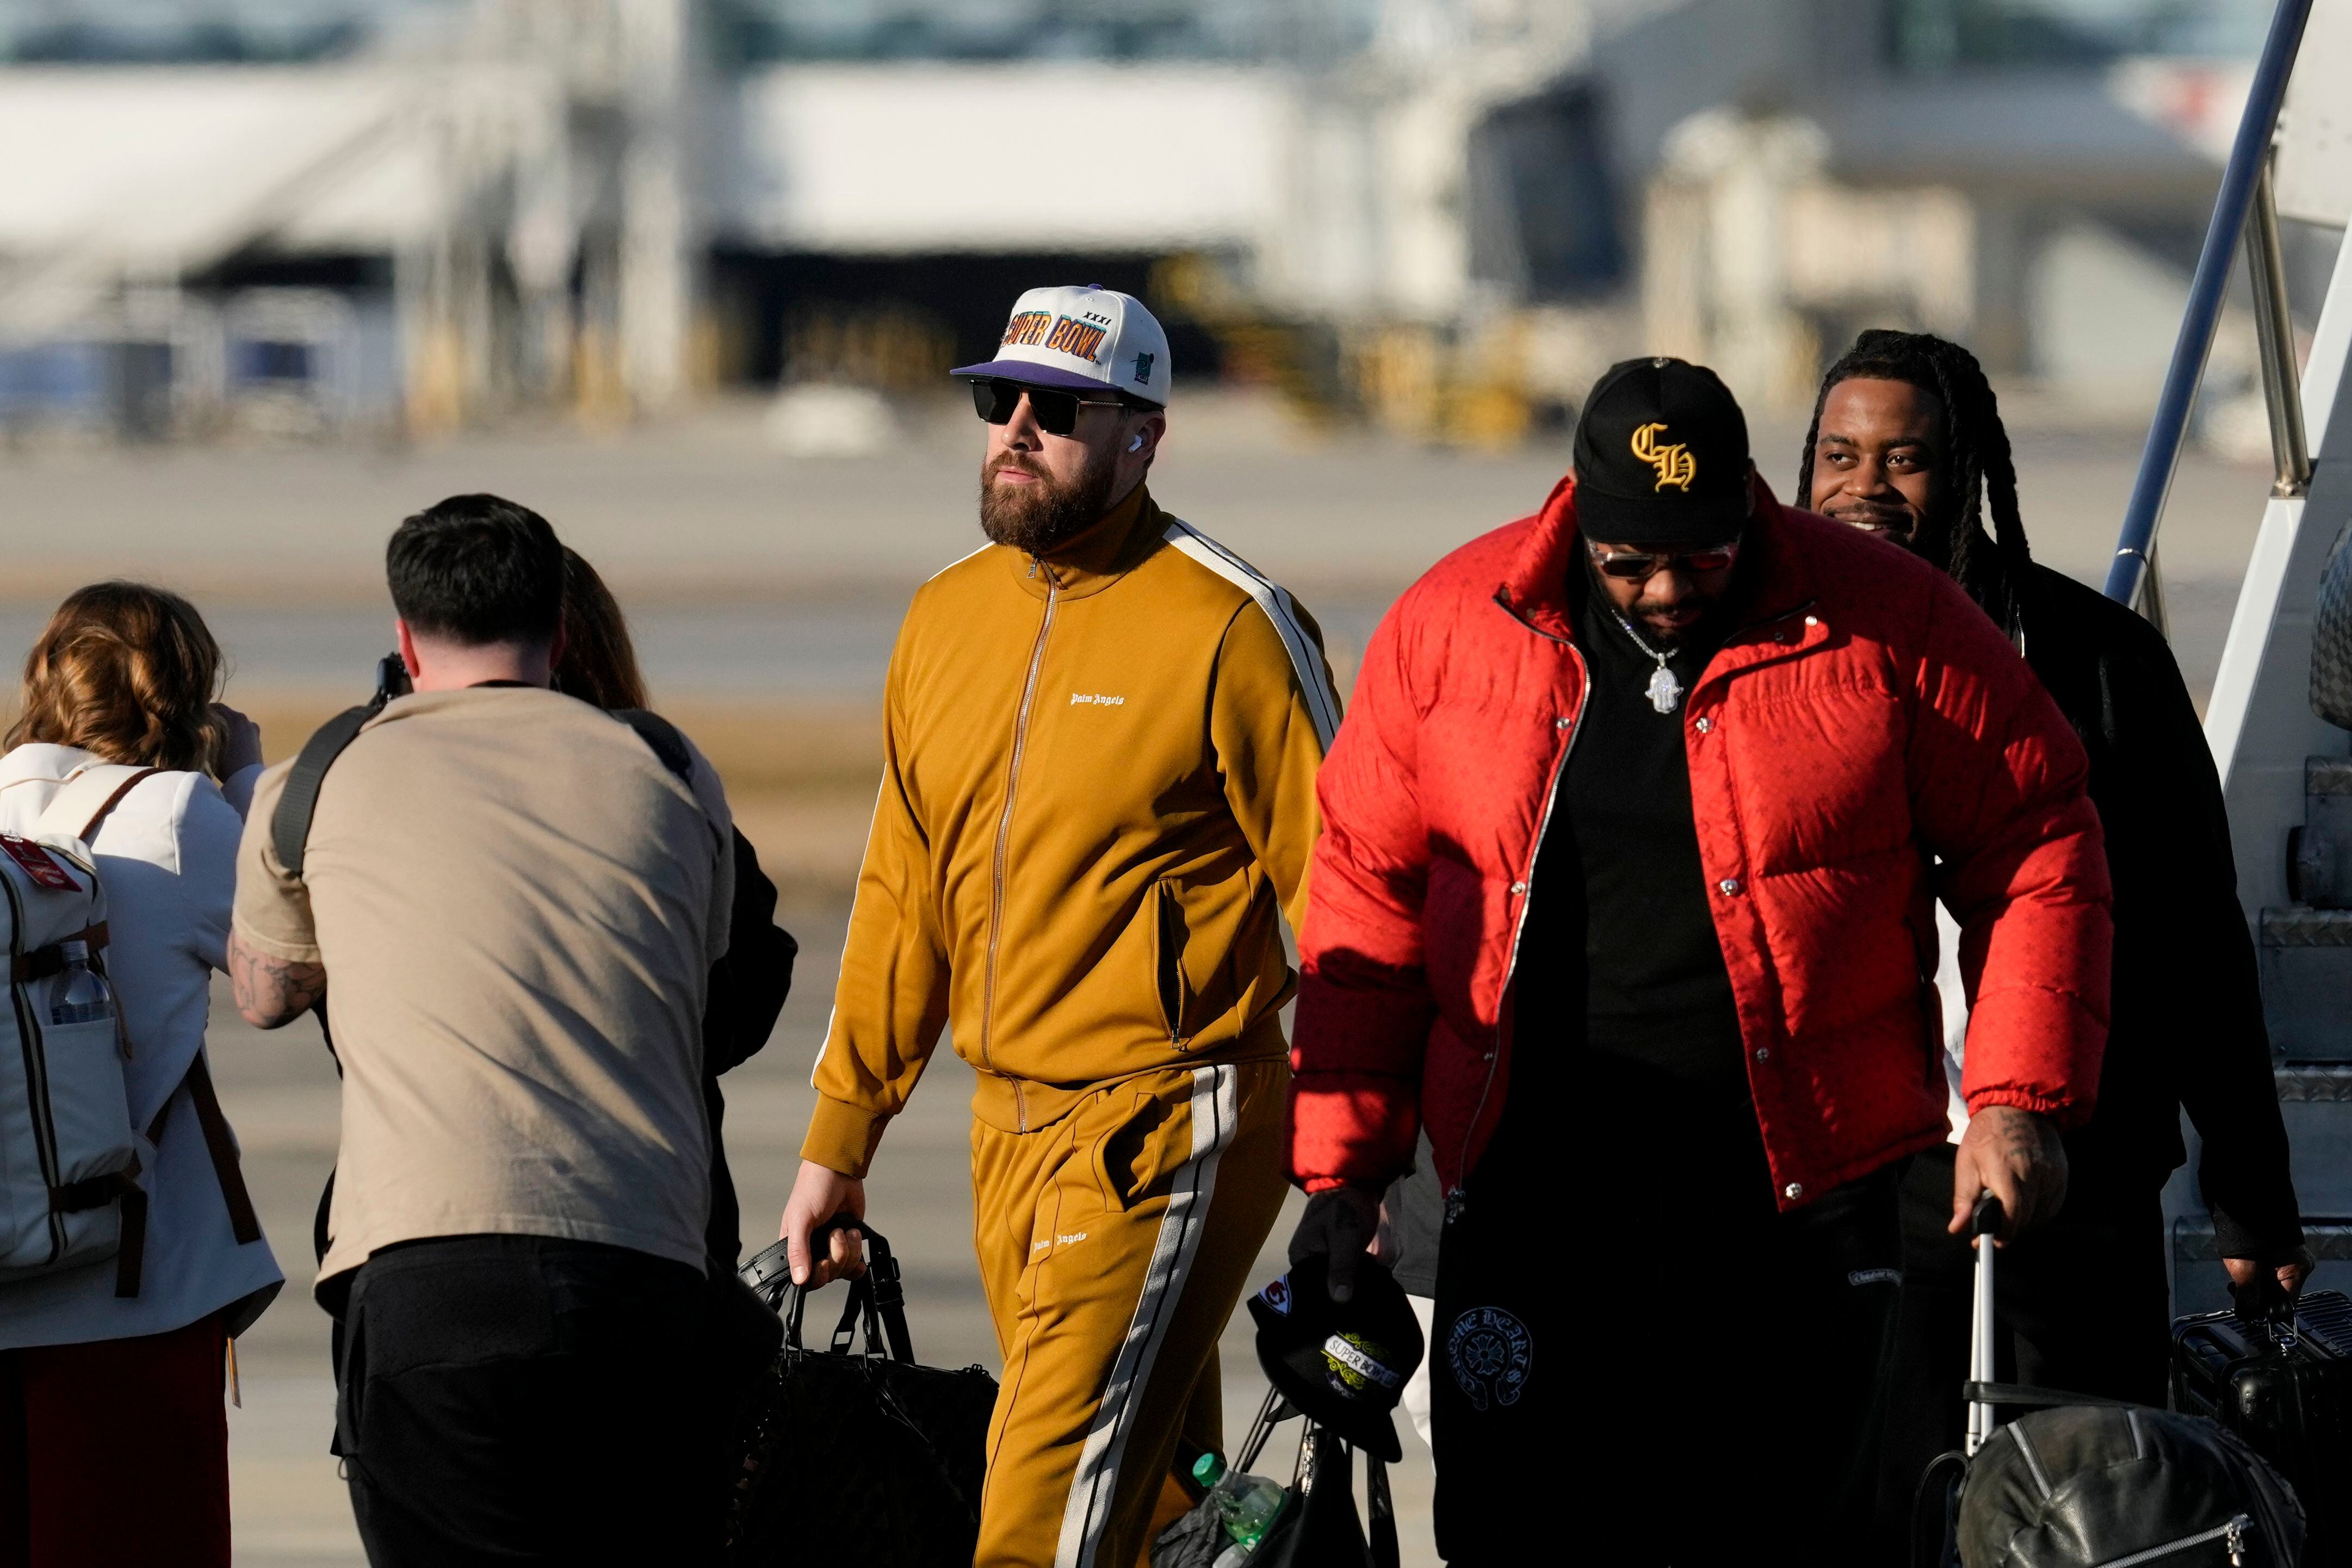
left=1284, top=359, right=2110, bottom=1565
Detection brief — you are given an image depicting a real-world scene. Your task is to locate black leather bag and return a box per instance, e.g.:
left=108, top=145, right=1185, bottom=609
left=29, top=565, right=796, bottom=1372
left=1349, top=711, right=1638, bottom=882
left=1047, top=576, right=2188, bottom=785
left=724, top=1220, right=998, bottom=1567
left=1254, top=1426, right=1397, bottom=1568
left=2175, top=1289, right=2352, bottom=1565
left=1958, top=1404, right=2304, bottom=1567
left=1911, top=1200, right=2306, bottom=1568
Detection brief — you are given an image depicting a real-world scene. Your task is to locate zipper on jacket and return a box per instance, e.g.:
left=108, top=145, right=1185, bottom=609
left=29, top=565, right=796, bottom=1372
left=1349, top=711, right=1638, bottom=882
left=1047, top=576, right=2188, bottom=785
left=1449, top=590, right=1814, bottom=1209
left=1154, top=881, right=1186, bottom=1046
left=1452, top=593, right=1590, bottom=1219
left=1, top=870, right=66, bottom=1264
left=2089, top=1514, right=2253, bottom=1568
left=981, top=575, right=1060, bottom=1126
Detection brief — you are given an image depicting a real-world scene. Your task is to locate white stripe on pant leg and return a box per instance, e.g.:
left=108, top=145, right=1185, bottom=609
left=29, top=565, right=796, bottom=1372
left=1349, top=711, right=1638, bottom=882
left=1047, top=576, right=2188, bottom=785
left=1054, top=1064, right=1239, bottom=1568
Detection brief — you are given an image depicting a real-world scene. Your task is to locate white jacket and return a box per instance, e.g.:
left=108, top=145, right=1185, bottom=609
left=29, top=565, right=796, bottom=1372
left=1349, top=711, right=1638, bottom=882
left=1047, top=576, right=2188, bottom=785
left=0, top=745, right=282, bottom=1347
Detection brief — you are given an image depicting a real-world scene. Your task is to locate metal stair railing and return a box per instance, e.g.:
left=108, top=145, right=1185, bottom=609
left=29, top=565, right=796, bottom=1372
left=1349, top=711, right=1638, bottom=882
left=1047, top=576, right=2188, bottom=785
left=2105, top=0, right=2317, bottom=634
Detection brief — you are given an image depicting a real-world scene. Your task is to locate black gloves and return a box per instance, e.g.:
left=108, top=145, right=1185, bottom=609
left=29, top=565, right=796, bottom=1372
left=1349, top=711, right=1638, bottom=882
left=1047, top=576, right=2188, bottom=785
left=1288, top=1185, right=1382, bottom=1303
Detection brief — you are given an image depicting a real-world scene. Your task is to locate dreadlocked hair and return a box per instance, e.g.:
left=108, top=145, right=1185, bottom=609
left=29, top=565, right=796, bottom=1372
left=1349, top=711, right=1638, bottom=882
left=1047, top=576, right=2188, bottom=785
left=1796, top=329, right=2031, bottom=637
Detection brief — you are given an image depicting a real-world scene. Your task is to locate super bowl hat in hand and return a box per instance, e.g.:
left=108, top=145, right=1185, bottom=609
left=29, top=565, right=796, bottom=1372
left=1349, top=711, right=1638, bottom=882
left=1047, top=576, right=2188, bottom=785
left=1247, top=1254, right=1423, bottom=1462
left=951, top=284, right=1171, bottom=406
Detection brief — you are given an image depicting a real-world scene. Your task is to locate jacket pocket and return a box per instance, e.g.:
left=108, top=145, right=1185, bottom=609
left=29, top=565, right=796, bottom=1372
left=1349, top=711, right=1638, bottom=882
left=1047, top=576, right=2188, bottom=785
left=1149, top=879, right=1192, bottom=1047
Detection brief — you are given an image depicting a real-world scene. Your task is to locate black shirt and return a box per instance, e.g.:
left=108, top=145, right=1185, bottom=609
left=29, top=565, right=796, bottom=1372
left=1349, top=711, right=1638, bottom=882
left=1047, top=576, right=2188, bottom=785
left=1382, top=566, right=1760, bottom=1280
left=1519, top=568, right=1749, bottom=1102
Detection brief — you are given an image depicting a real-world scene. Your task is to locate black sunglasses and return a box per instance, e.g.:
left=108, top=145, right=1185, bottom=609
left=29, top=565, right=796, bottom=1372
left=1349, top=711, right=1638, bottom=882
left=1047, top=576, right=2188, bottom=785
left=969, top=377, right=1130, bottom=437
left=1585, top=541, right=1742, bottom=581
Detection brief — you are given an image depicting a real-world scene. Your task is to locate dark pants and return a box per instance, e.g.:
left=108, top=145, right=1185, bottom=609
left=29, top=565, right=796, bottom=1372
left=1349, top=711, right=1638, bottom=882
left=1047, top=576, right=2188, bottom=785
left=1429, top=1088, right=1905, bottom=1566
left=1873, top=1143, right=2169, bottom=1555
left=335, top=1234, right=705, bottom=1567
left=0, top=1312, right=229, bottom=1568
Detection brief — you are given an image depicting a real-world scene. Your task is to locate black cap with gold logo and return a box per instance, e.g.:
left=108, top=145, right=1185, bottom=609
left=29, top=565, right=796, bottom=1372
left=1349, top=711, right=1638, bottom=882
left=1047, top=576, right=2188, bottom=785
left=1572, top=357, right=1752, bottom=544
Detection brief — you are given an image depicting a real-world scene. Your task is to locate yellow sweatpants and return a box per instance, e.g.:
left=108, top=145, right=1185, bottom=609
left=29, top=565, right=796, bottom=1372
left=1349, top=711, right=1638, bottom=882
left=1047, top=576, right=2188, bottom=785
left=970, top=1058, right=1288, bottom=1568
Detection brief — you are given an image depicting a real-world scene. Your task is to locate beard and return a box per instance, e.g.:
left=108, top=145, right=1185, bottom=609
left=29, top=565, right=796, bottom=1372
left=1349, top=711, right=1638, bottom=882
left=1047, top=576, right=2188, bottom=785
left=979, top=444, right=1120, bottom=554
left=1586, top=557, right=1719, bottom=649
left=1629, top=590, right=1697, bottom=647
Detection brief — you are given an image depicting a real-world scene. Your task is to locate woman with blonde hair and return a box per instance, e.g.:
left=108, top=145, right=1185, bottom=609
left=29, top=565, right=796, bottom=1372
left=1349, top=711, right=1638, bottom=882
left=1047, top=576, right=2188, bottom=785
left=0, top=581, right=281, bottom=1568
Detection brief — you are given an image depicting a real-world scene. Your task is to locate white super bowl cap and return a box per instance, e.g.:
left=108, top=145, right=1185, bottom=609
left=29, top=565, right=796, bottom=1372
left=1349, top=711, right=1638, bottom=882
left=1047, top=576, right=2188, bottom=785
left=950, top=284, right=1170, bottom=406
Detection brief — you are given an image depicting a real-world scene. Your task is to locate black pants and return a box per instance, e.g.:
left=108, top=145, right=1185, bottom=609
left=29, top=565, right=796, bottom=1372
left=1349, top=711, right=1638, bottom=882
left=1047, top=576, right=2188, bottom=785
left=1872, top=1144, right=2169, bottom=1556
left=1428, top=1092, right=1905, bottom=1566
left=335, top=1234, right=706, bottom=1567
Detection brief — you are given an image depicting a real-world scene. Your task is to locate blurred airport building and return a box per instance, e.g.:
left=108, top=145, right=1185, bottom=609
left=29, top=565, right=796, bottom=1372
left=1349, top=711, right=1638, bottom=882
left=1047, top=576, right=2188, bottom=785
left=0, top=0, right=2339, bottom=447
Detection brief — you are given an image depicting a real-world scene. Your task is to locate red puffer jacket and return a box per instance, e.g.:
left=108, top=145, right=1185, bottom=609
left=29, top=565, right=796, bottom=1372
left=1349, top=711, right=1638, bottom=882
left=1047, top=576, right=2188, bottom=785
left=1290, top=473, right=2112, bottom=1208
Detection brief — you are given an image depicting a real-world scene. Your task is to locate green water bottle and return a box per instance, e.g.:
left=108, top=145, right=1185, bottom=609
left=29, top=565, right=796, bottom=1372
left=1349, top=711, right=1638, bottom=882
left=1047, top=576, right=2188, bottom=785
left=1191, top=1452, right=1288, bottom=1552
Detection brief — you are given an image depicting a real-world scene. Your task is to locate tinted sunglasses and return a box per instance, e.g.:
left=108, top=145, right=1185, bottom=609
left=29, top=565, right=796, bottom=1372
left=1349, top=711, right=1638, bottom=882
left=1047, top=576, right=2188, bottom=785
left=969, top=377, right=1130, bottom=437
left=1586, top=540, right=1741, bottom=581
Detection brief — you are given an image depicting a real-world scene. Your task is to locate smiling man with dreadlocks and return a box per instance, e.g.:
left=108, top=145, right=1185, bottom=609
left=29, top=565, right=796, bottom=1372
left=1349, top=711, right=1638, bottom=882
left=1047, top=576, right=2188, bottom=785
left=1800, top=329, right=2312, bottom=1547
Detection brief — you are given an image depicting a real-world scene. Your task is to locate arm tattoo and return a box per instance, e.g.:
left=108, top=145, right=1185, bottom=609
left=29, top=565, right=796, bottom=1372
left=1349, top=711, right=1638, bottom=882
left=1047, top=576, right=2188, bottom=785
left=229, top=933, right=327, bottom=1029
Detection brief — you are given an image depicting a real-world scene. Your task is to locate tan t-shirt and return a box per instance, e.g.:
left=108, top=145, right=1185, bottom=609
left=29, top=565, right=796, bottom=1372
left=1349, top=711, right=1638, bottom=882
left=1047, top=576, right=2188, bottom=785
left=233, top=687, right=734, bottom=1283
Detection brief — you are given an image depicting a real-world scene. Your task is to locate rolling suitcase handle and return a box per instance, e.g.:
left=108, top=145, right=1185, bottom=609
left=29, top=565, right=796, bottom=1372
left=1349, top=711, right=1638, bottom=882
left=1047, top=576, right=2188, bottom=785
left=1965, top=1191, right=2005, bottom=1458
left=1915, top=1193, right=2010, bottom=1567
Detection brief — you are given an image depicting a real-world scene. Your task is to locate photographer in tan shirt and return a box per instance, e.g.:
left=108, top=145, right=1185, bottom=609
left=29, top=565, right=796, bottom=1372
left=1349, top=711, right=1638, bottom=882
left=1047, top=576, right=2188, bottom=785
left=230, top=494, right=732, bottom=1566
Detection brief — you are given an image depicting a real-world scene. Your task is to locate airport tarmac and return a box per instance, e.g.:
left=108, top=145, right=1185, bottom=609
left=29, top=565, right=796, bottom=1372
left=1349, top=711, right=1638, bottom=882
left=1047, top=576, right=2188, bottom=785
left=0, top=398, right=2280, bottom=1564
left=0, top=393, right=2268, bottom=704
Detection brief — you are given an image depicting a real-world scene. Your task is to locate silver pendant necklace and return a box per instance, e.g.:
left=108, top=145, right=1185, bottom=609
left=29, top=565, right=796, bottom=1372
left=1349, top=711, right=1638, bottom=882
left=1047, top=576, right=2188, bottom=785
left=1610, top=610, right=1683, bottom=714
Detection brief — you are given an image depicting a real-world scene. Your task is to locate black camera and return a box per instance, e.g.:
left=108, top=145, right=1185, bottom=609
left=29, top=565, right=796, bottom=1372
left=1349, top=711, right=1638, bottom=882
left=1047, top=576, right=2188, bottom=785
left=374, top=651, right=412, bottom=706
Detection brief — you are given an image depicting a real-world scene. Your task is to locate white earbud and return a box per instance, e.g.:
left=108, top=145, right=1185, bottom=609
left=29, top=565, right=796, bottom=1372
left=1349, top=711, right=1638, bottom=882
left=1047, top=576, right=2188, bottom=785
left=1128, top=434, right=1144, bottom=453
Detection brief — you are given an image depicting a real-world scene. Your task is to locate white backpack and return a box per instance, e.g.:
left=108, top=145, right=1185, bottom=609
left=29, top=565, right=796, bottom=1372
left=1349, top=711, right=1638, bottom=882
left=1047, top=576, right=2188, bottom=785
left=0, top=764, right=265, bottom=1297
left=0, top=767, right=139, bottom=1289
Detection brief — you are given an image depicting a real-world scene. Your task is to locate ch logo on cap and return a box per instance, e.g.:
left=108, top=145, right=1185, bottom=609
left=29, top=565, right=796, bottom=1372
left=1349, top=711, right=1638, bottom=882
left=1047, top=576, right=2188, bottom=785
left=1631, top=422, right=1695, bottom=492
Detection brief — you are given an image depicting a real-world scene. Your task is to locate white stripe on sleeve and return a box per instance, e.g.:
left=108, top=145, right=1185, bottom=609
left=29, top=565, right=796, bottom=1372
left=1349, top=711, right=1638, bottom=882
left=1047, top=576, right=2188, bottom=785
left=1161, top=520, right=1342, bottom=749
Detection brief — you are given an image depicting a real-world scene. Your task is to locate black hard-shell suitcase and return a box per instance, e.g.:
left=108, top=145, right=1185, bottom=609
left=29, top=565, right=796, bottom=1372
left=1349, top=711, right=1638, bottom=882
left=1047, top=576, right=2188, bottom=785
left=2174, top=1290, right=2352, bottom=1564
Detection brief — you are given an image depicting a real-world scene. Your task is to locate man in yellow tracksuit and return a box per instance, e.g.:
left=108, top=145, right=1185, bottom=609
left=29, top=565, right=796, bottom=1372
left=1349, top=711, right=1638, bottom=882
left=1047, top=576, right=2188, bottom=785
left=781, top=286, right=1339, bottom=1568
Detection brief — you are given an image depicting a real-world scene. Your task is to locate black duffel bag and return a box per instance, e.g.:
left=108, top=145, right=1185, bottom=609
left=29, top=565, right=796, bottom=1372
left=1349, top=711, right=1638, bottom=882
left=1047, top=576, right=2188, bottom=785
left=725, top=1218, right=998, bottom=1567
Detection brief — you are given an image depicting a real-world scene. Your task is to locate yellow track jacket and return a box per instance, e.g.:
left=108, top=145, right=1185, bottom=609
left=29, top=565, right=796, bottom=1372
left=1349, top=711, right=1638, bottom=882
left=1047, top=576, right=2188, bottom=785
left=803, top=485, right=1342, bottom=1173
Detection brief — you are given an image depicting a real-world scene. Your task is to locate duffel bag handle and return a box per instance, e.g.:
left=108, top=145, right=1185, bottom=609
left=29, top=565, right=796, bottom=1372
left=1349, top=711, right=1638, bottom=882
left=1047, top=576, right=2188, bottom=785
left=793, top=1266, right=884, bottom=1358
left=740, top=1213, right=878, bottom=1310
left=738, top=1213, right=917, bottom=1365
